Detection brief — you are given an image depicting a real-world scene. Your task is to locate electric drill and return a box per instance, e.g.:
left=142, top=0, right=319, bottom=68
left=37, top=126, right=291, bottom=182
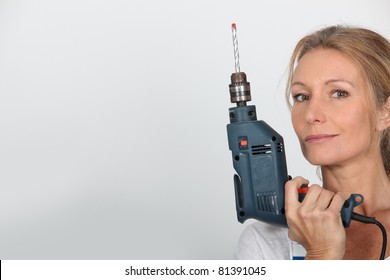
left=226, top=23, right=364, bottom=228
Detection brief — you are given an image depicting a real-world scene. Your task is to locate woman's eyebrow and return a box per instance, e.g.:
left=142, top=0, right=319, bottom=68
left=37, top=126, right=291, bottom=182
left=291, top=79, right=355, bottom=88
left=325, top=79, right=355, bottom=88
left=291, top=81, right=306, bottom=87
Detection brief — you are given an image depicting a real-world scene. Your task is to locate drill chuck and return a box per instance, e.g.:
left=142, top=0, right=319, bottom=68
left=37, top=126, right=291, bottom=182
left=229, top=72, right=251, bottom=106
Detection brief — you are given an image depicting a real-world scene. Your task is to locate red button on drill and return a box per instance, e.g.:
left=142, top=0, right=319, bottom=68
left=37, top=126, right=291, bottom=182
left=240, top=139, right=248, bottom=147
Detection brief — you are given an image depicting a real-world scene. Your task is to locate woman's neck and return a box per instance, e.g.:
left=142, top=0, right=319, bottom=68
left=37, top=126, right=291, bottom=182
left=321, top=161, right=390, bottom=216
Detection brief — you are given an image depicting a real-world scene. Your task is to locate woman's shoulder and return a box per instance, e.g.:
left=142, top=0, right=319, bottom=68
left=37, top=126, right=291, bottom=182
left=245, top=220, right=288, bottom=234
left=234, top=221, right=290, bottom=260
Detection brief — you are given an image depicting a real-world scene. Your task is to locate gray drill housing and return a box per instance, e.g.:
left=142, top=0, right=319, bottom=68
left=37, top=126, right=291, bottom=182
left=227, top=72, right=290, bottom=227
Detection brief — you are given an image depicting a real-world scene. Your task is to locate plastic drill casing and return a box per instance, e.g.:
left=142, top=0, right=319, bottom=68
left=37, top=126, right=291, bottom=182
left=227, top=105, right=289, bottom=227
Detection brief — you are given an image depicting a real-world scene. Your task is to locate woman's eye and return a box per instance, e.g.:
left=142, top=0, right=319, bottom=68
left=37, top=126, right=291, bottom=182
left=293, top=94, right=309, bottom=102
left=331, top=90, right=349, bottom=98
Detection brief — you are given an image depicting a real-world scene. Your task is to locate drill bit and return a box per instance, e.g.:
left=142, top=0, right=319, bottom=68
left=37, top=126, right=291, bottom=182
left=231, top=23, right=241, bottom=73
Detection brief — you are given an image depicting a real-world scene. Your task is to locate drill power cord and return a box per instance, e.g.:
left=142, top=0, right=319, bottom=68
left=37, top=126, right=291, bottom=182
left=351, top=212, right=387, bottom=260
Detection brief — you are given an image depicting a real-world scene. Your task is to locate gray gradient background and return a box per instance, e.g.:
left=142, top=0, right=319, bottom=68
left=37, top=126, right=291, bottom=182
left=0, top=0, right=389, bottom=259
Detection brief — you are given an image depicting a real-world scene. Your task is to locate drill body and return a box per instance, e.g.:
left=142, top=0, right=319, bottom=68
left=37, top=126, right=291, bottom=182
left=227, top=73, right=289, bottom=227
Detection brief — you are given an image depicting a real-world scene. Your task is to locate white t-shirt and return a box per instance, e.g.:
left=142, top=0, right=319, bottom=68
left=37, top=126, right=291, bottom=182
left=234, top=221, right=390, bottom=260
left=234, top=221, right=292, bottom=260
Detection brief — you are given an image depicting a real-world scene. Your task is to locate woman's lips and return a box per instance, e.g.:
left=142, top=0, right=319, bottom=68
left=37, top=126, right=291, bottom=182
left=304, top=134, right=338, bottom=143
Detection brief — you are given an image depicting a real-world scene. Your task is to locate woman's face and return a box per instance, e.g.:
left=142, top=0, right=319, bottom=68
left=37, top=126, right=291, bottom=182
left=291, top=48, right=380, bottom=167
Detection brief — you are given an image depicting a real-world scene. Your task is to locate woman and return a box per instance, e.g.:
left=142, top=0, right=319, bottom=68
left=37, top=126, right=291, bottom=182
left=235, top=25, right=390, bottom=260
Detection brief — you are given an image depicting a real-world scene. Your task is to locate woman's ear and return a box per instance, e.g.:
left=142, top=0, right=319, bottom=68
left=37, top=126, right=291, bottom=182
left=377, top=96, right=390, bottom=132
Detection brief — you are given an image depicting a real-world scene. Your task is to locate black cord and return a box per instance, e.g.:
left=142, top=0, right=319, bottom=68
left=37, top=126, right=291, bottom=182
left=351, top=212, right=387, bottom=260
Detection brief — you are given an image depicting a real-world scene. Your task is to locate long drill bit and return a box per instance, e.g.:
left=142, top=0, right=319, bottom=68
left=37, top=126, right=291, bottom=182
left=231, top=23, right=241, bottom=73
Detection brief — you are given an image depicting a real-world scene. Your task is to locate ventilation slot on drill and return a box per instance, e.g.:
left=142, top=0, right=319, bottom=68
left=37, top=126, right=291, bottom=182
left=257, top=192, right=279, bottom=214
left=251, top=144, right=271, bottom=155
left=276, top=143, right=284, bottom=153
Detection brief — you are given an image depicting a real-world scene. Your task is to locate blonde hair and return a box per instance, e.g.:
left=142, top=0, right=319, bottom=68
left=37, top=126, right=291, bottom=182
left=285, top=25, right=390, bottom=175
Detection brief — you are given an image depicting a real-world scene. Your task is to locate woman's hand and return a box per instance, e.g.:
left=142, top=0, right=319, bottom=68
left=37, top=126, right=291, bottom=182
left=284, top=176, right=347, bottom=259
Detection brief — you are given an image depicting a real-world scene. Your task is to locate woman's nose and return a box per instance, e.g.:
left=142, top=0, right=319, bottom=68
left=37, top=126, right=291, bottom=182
left=305, top=97, right=326, bottom=124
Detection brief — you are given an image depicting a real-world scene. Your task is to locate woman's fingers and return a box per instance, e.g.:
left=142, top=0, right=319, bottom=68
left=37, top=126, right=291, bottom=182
left=285, top=177, right=347, bottom=259
left=327, top=192, right=347, bottom=213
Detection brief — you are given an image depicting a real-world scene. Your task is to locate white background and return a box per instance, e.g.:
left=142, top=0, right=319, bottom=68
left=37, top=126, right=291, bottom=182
left=0, top=0, right=389, bottom=259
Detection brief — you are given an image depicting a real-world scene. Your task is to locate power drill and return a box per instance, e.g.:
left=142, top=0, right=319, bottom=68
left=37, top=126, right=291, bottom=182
left=226, top=23, right=364, bottom=228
